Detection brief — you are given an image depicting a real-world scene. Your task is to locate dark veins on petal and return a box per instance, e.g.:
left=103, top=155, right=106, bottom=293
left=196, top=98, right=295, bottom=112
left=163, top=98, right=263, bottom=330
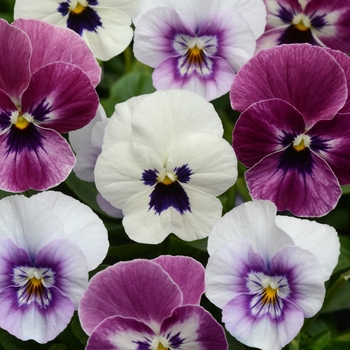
left=5, top=124, right=45, bottom=157
left=165, top=331, right=185, bottom=348
left=0, top=109, right=12, bottom=131
left=58, top=0, right=102, bottom=36
left=142, top=164, right=193, bottom=215
left=276, top=3, right=327, bottom=45
left=28, top=98, right=53, bottom=123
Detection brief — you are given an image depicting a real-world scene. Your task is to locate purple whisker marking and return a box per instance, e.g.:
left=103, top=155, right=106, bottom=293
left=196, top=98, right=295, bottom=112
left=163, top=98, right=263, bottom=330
left=142, top=168, right=158, bottom=186
left=167, top=331, right=185, bottom=348
left=29, top=98, right=52, bottom=122
left=57, top=0, right=102, bottom=36
left=276, top=3, right=295, bottom=23
left=0, top=109, right=12, bottom=130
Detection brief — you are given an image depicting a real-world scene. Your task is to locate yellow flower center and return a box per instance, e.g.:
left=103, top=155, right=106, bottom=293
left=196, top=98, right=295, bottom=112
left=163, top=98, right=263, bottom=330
left=26, top=276, right=45, bottom=298
left=295, top=20, right=309, bottom=31
left=162, top=175, right=174, bottom=185
left=71, top=1, right=87, bottom=14
left=157, top=170, right=177, bottom=185
left=292, top=14, right=311, bottom=31
left=261, top=285, right=278, bottom=305
left=293, top=134, right=310, bottom=152
left=15, top=115, right=30, bottom=130
left=187, top=45, right=204, bottom=65
left=157, top=344, right=168, bottom=350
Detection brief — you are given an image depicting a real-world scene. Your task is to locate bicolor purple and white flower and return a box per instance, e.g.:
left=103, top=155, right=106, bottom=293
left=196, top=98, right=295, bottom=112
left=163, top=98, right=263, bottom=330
left=205, top=200, right=340, bottom=350
left=69, top=104, right=123, bottom=218
left=0, top=191, right=109, bottom=343
left=14, top=0, right=140, bottom=61
left=257, top=0, right=350, bottom=53
left=0, top=19, right=100, bottom=192
left=79, top=256, right=228, bottom=350
left=230, top=44, right=350, bottom=217
left=95, top=90, right=237, bottom=244
left=133, top=0, right=266, bottom=101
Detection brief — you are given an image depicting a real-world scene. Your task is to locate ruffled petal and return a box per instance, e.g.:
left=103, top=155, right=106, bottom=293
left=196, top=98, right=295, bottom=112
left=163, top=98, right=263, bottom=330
left=0, top=19, right=31, bottom=103
left=21, top=62, right=99, bottom=134
left=13, top=18, right=101, bottom=86
left=275, top=216, right=340, bottom=281
left=245, top=148, right=342, bottom=217
left=153, top=255, right=205, bottom=305
left=0, top=126, right=75, bottom=192
left=32, top=191, right=109, bottom=271
left=230, top=44, right=347, bottom=129
left=79, top=259, right=182, bottom=335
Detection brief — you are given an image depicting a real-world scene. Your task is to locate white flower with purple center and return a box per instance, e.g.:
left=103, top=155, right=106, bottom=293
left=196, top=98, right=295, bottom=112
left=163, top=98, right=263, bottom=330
left=14, top=0, right=140, bottom=60
left=133, top=0, right=266, bottom=101
left=94, top=90, right=237, bottom=244
left=0, top=18, right=100, bottom=192
left=0, top=191, right=109, bottom=343
left=79, top=256, right=228, bottom=349
left=257, top=0, right=350, bottom=53
left=230, top=44, right=350, bottom=217
left=205, top=200, right=340, bottom=350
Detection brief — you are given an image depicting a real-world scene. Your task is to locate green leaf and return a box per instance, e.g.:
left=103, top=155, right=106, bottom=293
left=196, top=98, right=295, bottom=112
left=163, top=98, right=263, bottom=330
left=71, top=316, right=88, bottom=346
left=333, top=235, right=350, bottom=274
left=307, top=330, right=331, bottom=350
left=0, top=329, right=50, bottom=350
left=47, top=345, right=67, bottom=350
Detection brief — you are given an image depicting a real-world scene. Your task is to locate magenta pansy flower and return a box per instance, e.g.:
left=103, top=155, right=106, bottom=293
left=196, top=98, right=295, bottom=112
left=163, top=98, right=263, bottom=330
left=205, top=200, right=339, bottom=350
left=0, top=191, right=109, bottom=343
left=257, top=0, right=350, bottom=54
left=79, top=256, right=228, bottom=349
left=230, top=44, right=350, bottom=217
left=133, top=0, right=266, bottom=101
left=0, top=19, right=100, bottom=192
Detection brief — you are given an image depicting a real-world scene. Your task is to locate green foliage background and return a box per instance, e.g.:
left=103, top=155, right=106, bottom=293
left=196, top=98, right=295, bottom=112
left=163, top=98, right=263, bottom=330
left=1, top=1, right=350, bottom=349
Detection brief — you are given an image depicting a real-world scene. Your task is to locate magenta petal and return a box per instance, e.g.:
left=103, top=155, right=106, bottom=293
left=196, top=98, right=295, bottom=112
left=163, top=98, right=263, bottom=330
left=13, top=19, right=101, bottom=87
left=86, top=316, right=156, bottom=350
left=0, top=127, right=75, bottom=192
left=230, top=44, right=347, bottom=128
left=233, top=99, right=305, bottom=168
left=309, top=113, right=350, bottom=184
left=21, top=62, right=99, bottom=134
left=0, top=19, right=31, bottom=102
left=153, top=255, right=205, bottom=305
left=245, top=150, right=341, bottom=217
left=79, top=260, right=182, bottom=335
left=160, top=305, right=228, bottom=349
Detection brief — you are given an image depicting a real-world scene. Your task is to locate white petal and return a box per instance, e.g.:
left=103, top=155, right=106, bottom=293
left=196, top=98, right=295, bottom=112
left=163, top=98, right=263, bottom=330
left=32, top=191, right=109, bottom=271
left=275, top=216, right=340, bottom=281
left=207, top=200, right=294, bottom=260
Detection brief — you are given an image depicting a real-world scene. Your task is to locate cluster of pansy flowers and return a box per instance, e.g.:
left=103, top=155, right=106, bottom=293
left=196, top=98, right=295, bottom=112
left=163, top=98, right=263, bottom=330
left=0, top=0, right=349, bottom=349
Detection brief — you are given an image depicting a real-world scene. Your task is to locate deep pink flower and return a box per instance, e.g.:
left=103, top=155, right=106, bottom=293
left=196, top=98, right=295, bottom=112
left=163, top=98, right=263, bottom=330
left=0, top=19, right=100, bottom=192
left=230, top=44, right=350, bottom=217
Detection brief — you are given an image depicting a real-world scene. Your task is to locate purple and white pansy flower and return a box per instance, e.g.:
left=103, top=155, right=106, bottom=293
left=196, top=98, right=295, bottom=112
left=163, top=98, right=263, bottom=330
left=79, top=256, right=228, bottom=350
left=231, top=44, right=350, bottom=217
left=94, top=90, right=237, bottom=244
left=0, top=19, right=100, bottom=192
left=257, top=0, right=350, bottom=53
left=69, top=104, right=123, bottom=218
left=133, top=0, right=266, bottom=101
left=14, top=0, right=140, bottom=60
left=205, top=200, right=340, bottom=350
left=0, top=191, right=109, bottom=343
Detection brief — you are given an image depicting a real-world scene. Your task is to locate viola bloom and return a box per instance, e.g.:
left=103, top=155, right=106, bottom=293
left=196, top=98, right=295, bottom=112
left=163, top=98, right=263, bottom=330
left=95, top=90, right=237, bottom=244
left=205, top=200, right=339, bottom=350
left=69, top=104, right=123, bottom=218
left=257, top=0, right=350, bottom=53
left=230, top=44, right=350, bottom=217
left=133, top=0, right=266, bottom=101
left=79, top=256, right=228, bottom=349
left=0, top=19, right=100, bottom=193
left=14, top=0, right=140, bottom=61
left=0, top=191, right=109, bottom=343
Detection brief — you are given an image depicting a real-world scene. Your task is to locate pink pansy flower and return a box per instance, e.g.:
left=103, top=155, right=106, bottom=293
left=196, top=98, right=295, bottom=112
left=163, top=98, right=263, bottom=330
left=79, top=256, right=228, bottom=349
left=0, top=191, right=109, bottom=343
left=257, top=0, right=350, bottom=53
left=133, top=0, right=266, bottom=101
left=0, top=19, right=100, bottom=192
left=230, top=44, right=350, bottom=217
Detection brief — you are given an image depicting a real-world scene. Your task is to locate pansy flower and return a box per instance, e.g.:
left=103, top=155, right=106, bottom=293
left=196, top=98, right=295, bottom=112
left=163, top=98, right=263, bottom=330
left=0, top=191, right=109, bottom=343
left=257, top=0, right=350, bottom=53
left=14, top=0, right=140, bottom=60
left=205, top=200, right=339, bottom=350
left=0, top=19, right=100, bottom=192
left=95, top=90, right=237, bottom=244
left=230, top=44, right=350, bottom=217
left=133, top=0, right=266, bottom=101
left=69, top=104, right=123, bottom=218
left=79, top=256, right=228, bottom=349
